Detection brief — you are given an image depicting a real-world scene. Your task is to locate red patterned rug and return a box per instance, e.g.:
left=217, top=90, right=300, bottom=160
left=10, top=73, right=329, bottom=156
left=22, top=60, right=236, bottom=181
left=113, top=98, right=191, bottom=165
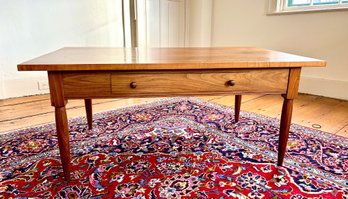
left=1, top=97, right=347, bottom=198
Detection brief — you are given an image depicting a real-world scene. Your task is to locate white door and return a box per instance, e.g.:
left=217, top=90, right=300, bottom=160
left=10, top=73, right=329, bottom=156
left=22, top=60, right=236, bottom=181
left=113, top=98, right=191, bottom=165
left=137, top=0, right=187, bottom=47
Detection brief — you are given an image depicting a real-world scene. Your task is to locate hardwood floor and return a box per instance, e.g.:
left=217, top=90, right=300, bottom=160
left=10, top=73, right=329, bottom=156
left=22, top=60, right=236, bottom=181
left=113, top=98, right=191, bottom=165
left=0, top=94, right=347, bottom=137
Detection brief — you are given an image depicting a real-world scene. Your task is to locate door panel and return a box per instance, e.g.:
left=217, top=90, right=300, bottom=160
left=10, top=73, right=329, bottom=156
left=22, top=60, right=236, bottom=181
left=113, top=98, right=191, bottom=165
left=138, top=0, right=187, bottom=47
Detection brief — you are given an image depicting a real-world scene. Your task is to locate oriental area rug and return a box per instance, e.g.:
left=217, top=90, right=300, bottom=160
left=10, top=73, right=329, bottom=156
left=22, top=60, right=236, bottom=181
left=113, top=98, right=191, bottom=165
left=1, top=97, right=348, bottom=198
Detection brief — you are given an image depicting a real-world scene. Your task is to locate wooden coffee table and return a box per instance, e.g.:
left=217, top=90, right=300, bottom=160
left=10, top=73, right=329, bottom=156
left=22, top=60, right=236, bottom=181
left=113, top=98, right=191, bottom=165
left=18, top=47, right=326, bottom=181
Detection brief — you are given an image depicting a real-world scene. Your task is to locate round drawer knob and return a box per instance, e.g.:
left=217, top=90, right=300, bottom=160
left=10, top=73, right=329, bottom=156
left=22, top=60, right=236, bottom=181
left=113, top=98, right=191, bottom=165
left=130, top=82, right=137, bottom=89
left=226, top=80, right=235, bottom=86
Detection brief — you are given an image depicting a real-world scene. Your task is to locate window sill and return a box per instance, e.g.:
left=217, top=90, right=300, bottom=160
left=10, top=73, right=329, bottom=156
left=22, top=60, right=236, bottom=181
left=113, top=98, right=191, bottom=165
left=267, top=5, right=348, bottom=15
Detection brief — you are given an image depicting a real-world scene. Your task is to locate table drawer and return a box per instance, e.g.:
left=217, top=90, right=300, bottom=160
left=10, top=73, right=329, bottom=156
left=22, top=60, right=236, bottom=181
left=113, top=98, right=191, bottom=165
left=111, top=69, right=289, bottom=96
left=62, top=72, right=111, bottom=98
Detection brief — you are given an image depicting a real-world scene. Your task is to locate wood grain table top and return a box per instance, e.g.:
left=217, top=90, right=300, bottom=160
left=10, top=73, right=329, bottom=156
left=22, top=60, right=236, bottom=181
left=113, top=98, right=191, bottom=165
left=18, top=47, right=326, bottom=71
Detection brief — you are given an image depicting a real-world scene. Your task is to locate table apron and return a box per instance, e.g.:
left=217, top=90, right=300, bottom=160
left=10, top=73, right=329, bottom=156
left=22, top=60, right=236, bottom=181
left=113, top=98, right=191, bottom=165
left=60, top=69, right=289, bottom=99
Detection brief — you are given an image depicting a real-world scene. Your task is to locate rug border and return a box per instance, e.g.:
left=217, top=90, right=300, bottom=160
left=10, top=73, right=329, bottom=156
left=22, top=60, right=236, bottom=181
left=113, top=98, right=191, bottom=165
left=1, top=96, right=347, bottom=144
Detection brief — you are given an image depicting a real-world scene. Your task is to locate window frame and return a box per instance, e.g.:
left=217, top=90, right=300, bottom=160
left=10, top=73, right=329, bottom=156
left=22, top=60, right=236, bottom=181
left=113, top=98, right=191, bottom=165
left=268, top=0, right=348, bottom=14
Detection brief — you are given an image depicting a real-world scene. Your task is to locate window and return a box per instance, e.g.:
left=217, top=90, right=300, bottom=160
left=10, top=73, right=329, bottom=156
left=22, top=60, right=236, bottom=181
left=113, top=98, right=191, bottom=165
left=268, top=0, right=348, bottom=14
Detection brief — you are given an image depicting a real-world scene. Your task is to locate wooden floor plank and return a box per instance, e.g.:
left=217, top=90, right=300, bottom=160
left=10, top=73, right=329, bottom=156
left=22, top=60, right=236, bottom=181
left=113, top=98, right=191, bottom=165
left=209, top=94, right=264, bottom=106
left=0, top=94, right=49, bottom=107
left=195, top=95, right=226, bottom=101
left=291, top=96, right=348, bottom=133
left=336, top=124, right=348, bottom=137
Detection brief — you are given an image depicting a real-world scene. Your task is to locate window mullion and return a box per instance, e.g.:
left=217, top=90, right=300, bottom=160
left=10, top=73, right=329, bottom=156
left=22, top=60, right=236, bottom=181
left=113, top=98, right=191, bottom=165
left=339, top=0, right=343, bottom=5
left=310, top=0, right=314, bottom=6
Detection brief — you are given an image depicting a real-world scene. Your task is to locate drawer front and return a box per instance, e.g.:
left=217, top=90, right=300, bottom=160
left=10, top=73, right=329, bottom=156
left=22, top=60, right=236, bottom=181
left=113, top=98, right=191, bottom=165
left=62, top=72, right=111, bottom=98
left=111, top=69, right=289, bottom=97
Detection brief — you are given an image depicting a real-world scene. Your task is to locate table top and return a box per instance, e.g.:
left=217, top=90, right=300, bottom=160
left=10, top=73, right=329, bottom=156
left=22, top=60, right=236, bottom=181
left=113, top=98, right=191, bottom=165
left=18, top=47, right=326, bottom=71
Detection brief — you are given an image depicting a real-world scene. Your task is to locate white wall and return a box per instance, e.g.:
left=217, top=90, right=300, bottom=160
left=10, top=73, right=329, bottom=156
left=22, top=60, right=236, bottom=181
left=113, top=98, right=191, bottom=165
left=0, top=0, right=124, bottom=99
left=3, top=0, right=346, bottom=100
left=212, top=0, right=348, bottom=100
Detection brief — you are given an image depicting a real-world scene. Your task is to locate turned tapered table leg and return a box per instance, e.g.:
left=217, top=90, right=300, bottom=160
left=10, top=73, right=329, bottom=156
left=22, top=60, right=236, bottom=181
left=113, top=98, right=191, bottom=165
left=277, top=68, right=301, bottom=166
left=277, top=96, right=294, bottom=166
left=235, top=95, right=242, bottom=122
left=55, top=106, right=71, bottom=181
left=84, top=99, right=93, bottom=129
left=48, top=72, right=71, bottom=182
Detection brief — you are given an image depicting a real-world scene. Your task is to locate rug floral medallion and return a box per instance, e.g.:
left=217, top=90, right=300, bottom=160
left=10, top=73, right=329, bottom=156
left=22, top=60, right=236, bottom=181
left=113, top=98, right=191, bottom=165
left=1, top=98, right=348, bottom=198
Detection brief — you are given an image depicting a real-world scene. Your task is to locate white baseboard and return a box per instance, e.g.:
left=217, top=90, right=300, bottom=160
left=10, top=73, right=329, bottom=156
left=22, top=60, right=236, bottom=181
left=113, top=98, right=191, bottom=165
left=299, top=76, right=348, bottom=100
left=1, top=77, right=49, bottom=99
left=1, top=76, right=347, bottom=100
